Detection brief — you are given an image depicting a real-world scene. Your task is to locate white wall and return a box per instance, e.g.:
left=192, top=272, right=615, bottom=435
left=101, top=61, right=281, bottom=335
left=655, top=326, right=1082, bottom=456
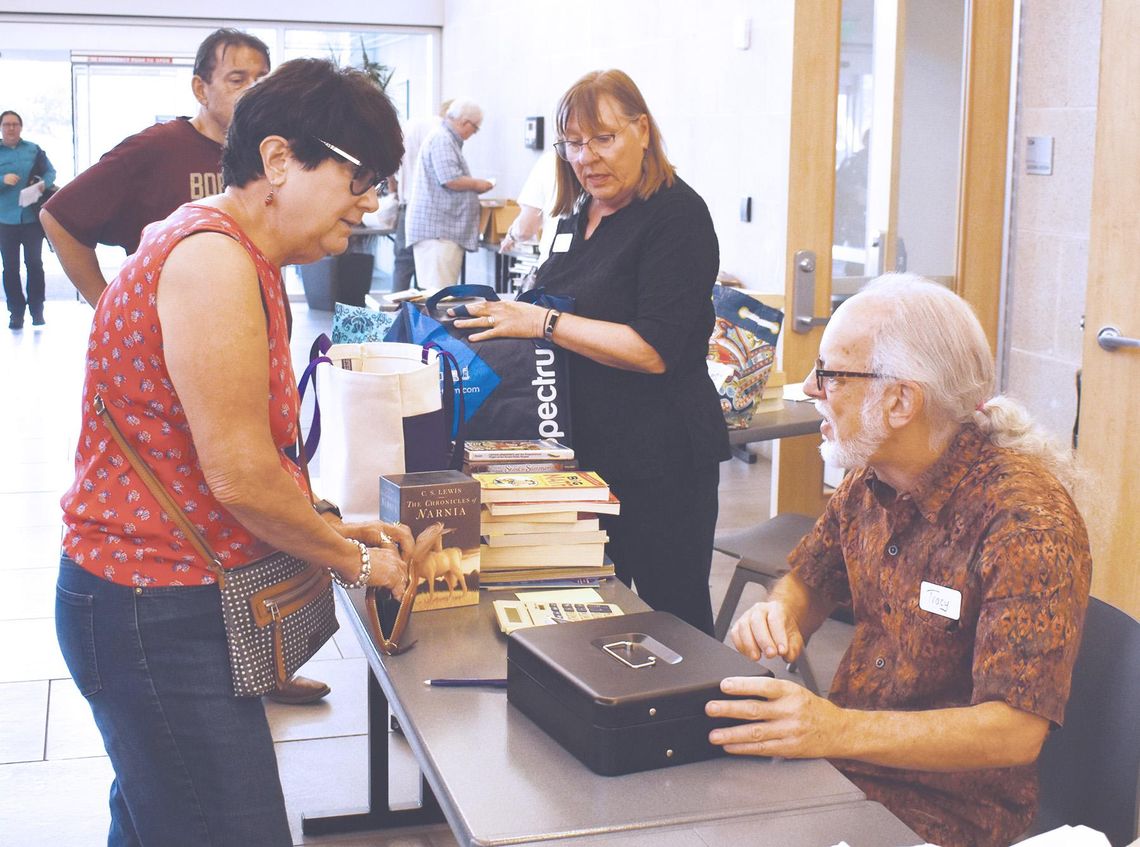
left=1003, top=0, right=1102, bottom=442
left=442, top=0, right=795, bottom=293
left=0, top=1, right=442, bottom=26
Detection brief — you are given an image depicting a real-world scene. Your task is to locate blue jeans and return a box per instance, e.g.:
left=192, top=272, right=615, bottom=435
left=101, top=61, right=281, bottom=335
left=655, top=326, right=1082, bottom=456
left=1, top=221, right=45, bottom=317
left=55, top=557, right=291, bottom=846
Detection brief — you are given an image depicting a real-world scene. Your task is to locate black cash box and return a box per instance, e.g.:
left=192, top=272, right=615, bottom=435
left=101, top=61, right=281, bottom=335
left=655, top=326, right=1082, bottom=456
left=506, top=610, right=772, bottom=776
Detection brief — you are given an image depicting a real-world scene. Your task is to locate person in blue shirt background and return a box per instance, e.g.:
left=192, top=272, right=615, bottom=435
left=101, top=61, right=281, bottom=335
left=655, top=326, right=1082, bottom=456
left=1, top=110, right=56, bottom=329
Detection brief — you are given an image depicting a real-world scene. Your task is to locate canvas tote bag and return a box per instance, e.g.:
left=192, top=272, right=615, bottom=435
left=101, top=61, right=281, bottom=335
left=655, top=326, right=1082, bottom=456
left=301, top=339, right=456, bottom=521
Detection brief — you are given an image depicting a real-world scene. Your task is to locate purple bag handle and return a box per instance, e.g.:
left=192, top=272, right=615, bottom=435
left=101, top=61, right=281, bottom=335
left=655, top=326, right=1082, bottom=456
left=294, top=333, right=333, bottom=462
left=422, top=341, right=466, bottom=470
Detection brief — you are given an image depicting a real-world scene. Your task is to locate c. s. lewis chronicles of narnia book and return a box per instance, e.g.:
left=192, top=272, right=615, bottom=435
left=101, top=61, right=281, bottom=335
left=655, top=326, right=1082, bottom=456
left=379, top=470, right=481, bottom=611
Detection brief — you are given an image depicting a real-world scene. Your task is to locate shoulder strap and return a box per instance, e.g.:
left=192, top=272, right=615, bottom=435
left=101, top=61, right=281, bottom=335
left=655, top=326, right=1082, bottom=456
left=94, top=393, right=222, bottom=575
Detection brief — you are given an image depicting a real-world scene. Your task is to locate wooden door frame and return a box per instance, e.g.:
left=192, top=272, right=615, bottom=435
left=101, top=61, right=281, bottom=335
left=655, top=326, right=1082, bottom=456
left=955, top=0, right=1015, bottom=355
left=774, top=0, right=1015, bottom=516
left=772, top=0, right=841, bottom=519
left=1076, top=0, right=1140, bottom=617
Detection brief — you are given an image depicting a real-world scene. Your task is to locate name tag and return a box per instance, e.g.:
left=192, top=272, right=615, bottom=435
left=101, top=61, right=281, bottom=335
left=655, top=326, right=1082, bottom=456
left=551, top=232, right=573, bottom=253
left=919, top=581, right=961, bottom=620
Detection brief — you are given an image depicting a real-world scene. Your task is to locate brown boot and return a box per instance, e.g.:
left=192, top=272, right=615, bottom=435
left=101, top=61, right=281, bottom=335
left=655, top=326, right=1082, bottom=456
left=266, top=675, right=331, bottom=705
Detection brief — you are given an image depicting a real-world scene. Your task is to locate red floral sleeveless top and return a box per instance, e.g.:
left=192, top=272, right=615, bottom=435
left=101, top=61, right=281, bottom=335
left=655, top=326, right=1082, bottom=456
left=61, top=204, right=308, bottom=587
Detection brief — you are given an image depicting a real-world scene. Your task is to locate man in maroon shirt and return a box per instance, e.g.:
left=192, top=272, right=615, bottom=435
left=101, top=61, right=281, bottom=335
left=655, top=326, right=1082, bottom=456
left=707, top=274, right=1091, bottom=847
left=41, top=28, right=268, bottom=308
left=43, top=30, right=331, bottom=707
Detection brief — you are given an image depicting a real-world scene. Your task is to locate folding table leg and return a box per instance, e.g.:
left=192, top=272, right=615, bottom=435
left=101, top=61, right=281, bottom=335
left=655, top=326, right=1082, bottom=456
left=301, top=671, right=446, bottom=835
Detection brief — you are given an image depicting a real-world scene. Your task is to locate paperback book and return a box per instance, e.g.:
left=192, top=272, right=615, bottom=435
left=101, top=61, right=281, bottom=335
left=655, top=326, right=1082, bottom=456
left=463, top=439, right=575, bottom=462
left=480, top=563, right=616, bottom=584
left=480, top=542, right=607, bottom=570
left=482, top=529, right=608, bottom=548
left=473, top=470, right=609, bottom=504
left=378, top=470, right=481, bottom=611
left=483, top=493, right=621, bottom=517
left=463, top=459, right=578, bottom=475
left=481, top=516, right=601, bottom=536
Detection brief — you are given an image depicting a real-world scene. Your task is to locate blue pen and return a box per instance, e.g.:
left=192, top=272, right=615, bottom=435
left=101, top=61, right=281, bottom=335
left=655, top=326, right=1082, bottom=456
left=424, top=678, right=509, bottom=688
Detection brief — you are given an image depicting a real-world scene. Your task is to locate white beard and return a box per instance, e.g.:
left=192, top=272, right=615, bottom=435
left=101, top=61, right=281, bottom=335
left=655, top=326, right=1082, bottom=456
left=816, top=396, right=888, bottom=470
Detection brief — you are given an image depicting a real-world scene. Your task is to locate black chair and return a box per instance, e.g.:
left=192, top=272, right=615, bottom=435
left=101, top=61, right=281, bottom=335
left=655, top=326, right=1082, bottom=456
left=713, top=513, right=854, bottom=694
left=1033, top=597, right=1140, bottom=846
left=713, top=513, right=816, bottom=642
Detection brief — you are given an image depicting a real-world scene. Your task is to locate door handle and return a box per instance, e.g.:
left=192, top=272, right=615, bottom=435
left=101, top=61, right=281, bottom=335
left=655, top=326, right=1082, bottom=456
left=1096, top=326, right=1140, bottom=351
left=792, top=250, right=829, bottom=334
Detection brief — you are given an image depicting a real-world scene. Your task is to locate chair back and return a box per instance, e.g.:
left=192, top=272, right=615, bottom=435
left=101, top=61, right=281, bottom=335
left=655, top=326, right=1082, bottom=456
left=1034, top=597, right=1140, bottom=846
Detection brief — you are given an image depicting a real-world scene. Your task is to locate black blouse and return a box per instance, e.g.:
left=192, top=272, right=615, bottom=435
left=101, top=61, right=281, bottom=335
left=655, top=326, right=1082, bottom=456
left=536, top=177, right=730, bottom=481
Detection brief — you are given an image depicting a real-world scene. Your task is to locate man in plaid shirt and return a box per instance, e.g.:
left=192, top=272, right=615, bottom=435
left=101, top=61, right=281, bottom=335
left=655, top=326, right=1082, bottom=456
left=406, top=99, right=494, bottom=287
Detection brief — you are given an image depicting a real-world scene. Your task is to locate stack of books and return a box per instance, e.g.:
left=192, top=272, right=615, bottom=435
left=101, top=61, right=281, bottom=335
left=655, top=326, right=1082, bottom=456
left=476, top=469, right=620, bottom=590
left=462, top=438, right=577, bottom=475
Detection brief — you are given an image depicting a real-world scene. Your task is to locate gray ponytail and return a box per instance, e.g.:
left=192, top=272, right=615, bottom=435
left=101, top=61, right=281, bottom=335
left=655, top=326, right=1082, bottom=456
left=854, top=274, right=1081, bottom=492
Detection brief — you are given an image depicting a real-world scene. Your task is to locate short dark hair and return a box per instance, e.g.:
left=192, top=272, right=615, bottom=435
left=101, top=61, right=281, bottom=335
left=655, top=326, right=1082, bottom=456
left=0, top=110, right=22, bottom=126
left=193, top=28, right=271, bottom=82
left=222, top=58, right=404, bottom=189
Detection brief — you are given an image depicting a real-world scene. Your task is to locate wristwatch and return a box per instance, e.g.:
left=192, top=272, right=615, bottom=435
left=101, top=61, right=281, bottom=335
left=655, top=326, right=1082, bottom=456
left=543, top=309, right=562, bottom=342
left=313, top=499, right=342, bottom=519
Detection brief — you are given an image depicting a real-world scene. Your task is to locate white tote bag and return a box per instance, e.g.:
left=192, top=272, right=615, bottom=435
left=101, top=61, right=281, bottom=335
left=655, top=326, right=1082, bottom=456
left=307, top=340, right=451, bottom=522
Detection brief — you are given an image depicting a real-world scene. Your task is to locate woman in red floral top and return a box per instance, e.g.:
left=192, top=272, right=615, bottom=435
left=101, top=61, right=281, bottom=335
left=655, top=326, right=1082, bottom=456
left=55, top=59, right=408, bottom=846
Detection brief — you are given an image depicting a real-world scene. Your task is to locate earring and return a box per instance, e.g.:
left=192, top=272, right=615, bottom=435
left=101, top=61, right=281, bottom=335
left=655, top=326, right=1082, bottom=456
left=264, top=189, right=275, bottom=206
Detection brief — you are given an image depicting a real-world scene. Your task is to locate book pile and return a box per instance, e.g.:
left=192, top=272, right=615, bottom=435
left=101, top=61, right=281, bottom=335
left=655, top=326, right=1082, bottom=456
left=476, top=467, right=620, bottom=590
left=379, top=470, right=482, bottom=611
left=461, top=438, right=578, bottom=475
left=753, top=370, right=786, bottom=414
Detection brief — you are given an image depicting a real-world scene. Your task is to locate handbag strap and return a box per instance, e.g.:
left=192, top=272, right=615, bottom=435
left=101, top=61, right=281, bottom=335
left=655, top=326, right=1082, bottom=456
left=94, top=394, right=223, bottom=575
left=94, top=393, right=318, bottom=584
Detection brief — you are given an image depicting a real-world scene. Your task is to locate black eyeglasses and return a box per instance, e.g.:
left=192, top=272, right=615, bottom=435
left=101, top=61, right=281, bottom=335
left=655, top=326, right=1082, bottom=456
left=316, top=137, right=386, bottom=196
left=813, top=357, right=898, bottom=392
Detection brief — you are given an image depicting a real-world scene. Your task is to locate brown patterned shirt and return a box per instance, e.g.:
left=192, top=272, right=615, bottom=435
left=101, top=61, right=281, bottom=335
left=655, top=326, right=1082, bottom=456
left=790, top=423, right=1091, bottom=847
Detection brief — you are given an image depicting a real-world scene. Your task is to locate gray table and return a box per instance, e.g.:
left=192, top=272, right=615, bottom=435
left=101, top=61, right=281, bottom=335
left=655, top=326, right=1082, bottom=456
left=729, top=400, right=823, bottom=448
left=304, top=582, right=920, bottom=846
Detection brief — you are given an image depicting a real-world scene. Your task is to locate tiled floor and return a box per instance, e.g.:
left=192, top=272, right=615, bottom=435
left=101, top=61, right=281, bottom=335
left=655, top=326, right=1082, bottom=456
left=0, top=285, right=845, bottom=845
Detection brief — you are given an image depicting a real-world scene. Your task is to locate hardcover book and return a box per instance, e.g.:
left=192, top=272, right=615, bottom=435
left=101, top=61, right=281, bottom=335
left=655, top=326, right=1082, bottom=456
left=379, top=470, right=481, bottom=611
left=463, top=439, right=575, bottom=461
left=474, top=471, right=609, bottom=504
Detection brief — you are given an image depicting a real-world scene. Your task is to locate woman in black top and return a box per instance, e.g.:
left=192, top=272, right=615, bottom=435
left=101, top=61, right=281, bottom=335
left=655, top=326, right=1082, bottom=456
left=452, top=69, right=729, bottom=633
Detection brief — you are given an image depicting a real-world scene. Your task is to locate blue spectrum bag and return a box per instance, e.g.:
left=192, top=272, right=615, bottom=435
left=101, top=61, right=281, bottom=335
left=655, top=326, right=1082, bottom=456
left=385, top=284, right=575, bottom=445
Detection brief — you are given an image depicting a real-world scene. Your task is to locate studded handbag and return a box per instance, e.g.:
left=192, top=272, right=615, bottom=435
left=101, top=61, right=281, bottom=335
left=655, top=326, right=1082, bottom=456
left=94, top=394, right=339, bottom=697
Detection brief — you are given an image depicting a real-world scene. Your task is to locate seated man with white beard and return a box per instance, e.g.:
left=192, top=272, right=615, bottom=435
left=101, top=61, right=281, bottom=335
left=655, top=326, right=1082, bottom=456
left=706, top=274, right=1091, bottom=847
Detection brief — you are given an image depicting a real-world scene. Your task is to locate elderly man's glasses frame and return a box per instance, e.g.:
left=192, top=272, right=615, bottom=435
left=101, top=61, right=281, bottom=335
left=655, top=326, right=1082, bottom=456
left=813, top=358, right=898, bottom=392
left=316, top=137, right=386, bottom=196
left=552, top=119, right=637, bottom=161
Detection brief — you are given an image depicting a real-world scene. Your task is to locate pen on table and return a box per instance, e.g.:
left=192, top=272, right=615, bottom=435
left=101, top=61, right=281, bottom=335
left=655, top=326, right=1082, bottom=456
left=424, top=677, right=509, bottom=688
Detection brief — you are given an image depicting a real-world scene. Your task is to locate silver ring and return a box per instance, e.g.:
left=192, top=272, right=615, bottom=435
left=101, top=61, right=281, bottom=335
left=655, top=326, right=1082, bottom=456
left=379, top=530, right=393, bottom=545
left=487, top=315, right=495, bottom=327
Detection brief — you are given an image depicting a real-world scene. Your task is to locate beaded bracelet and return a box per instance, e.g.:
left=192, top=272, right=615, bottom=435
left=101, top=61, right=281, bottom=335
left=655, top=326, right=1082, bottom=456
left=330, top=539, right=371, bottom=589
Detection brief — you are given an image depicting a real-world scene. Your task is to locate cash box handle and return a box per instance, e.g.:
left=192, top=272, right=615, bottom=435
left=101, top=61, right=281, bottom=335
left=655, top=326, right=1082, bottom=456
left=603, top=640, right=657, bottom=670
